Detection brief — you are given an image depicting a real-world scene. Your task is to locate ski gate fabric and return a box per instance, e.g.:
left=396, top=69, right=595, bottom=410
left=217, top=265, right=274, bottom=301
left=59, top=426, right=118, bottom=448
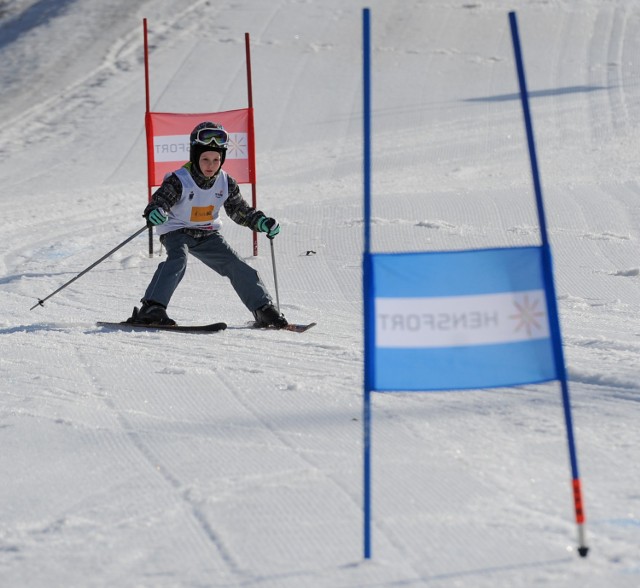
left=366, top=246, right=559, bottom=391
left=145, top=109, right=255, bottom=187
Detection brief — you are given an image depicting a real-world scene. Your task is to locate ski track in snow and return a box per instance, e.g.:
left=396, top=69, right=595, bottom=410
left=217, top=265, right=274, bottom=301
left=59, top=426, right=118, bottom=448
left=72, top=342, right=249, bottom=579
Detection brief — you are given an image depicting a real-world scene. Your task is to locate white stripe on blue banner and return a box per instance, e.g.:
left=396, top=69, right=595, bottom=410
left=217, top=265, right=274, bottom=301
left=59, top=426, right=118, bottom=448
left=376, top=289, right=549, bottom=348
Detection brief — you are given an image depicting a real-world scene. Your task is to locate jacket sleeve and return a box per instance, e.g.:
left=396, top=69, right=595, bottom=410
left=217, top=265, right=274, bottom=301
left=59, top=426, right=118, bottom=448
left=144, top=173, right=183, bottom=214
left=223, top=176, right=265, bottom=230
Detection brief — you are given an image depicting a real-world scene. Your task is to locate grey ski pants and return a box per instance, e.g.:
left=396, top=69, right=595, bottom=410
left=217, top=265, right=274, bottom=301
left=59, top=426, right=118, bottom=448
left=143, top=230, right=271, bottom=312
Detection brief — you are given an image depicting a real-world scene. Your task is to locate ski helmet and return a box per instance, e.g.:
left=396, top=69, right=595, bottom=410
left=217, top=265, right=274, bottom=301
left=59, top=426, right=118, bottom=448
left=189, top=122, right=228, bottom=171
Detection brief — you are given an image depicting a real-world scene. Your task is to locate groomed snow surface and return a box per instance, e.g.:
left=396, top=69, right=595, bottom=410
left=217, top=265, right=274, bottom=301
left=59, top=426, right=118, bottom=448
left=1, top=0, right=640, bottom=586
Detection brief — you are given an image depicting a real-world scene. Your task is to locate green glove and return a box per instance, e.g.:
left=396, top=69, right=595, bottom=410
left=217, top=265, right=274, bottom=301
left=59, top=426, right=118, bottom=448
left=257, top=216, right=280, bottom=238
left=145, top=206, right=168, bottom=226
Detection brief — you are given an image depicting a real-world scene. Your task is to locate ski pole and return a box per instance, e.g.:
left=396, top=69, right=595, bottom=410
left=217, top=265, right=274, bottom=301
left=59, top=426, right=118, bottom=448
left=269, top=236, right=281, bottom=313
left=30, top=225, right=148, bottom=310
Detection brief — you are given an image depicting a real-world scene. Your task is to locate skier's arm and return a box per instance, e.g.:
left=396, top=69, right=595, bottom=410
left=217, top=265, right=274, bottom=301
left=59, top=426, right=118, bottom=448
left=143, top=173, right=183, bottom=218
left=224, top=176, right=266, bottom=230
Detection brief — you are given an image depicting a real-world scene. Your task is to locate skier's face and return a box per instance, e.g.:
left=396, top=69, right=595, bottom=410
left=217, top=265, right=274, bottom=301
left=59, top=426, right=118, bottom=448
left=199, top=151, right=221, bottom=178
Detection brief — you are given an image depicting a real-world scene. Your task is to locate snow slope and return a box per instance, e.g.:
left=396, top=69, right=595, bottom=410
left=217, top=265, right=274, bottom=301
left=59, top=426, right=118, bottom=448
left=1, top=0, right=640, bottom=586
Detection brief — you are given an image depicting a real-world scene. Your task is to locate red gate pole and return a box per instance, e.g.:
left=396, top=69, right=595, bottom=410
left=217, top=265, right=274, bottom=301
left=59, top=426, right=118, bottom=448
left=245, top=32, right=258, bottom=256
left=143, top=18, right=154, bottom=256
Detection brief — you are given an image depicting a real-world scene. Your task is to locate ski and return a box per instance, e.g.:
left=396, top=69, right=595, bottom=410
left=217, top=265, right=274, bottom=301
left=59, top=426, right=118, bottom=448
left=97, top=321, right=227, bottom=333
left=97, top=320, right=315, bottom=334
left=248, top=321, right=317, bottom=333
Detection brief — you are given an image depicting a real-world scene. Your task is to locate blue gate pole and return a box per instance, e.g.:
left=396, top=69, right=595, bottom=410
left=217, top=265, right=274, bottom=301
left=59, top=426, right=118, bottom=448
left=362, top=7, right=374, bottom=560
left=509, top=11, right=588, bottom=557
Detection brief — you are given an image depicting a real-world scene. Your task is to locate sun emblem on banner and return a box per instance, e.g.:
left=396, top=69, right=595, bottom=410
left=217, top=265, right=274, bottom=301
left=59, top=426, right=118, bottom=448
left=509, top=294, right=546, bottom=337
left=226, top=133, right=248, bottom=159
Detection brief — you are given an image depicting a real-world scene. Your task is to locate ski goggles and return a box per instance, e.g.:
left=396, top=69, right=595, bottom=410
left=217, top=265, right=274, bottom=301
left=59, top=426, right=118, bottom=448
left=192, top=127, right=229, bottom=147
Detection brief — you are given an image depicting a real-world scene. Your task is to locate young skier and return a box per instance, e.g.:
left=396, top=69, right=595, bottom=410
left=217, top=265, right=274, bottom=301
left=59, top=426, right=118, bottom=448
left=129, top=121, right=287, bottom=328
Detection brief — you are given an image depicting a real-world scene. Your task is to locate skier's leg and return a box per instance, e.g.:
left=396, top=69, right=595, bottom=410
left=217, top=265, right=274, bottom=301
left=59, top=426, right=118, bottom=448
left=142, top=232, right=191, bottom=308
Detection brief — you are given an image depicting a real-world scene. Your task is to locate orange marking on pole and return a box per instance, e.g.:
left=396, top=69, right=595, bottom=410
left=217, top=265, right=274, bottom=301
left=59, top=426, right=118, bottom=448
left=572, top=478, right=585, bottom=524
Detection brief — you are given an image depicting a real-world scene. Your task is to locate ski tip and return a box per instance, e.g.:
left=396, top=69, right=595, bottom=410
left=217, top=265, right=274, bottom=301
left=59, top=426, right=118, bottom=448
left=284, top=321, right=317, bottom=333
left=246, top=321, right=316, bottom=333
